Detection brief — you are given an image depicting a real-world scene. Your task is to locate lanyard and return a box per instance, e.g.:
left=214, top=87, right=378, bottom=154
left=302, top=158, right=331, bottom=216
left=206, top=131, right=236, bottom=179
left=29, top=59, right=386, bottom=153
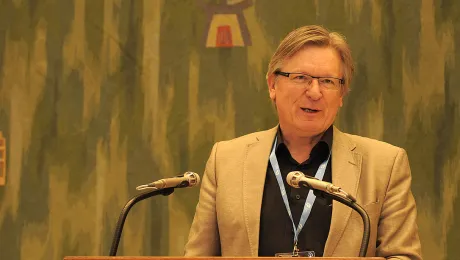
left=269, top=136, right=330, bottom=253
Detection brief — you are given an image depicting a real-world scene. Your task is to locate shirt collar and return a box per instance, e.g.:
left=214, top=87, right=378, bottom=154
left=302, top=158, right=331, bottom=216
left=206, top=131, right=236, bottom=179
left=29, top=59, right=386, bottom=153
left=275, top=125, right=333, bottom=154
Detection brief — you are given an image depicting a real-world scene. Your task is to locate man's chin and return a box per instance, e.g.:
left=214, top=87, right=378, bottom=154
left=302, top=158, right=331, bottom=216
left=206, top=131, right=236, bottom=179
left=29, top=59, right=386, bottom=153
left=294, top=122, right=330, bottom=135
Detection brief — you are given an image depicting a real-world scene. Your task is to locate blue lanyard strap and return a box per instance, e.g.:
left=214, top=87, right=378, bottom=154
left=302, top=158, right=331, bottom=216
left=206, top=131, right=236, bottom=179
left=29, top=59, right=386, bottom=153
left=269, top=136, right=330, bottom=248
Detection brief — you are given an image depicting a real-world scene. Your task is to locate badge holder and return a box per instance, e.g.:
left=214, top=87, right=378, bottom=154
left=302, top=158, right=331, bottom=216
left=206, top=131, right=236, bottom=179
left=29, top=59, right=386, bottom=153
left=275, top=251, right=315, bottom=257
left=275, top=243, right=315, bottom=257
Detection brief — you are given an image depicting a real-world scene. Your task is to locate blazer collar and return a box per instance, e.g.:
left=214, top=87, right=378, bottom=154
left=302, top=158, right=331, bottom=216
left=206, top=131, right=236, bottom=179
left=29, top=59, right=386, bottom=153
left=242, top=126, right=278, bottom=256
left=323, top=126, right=362, bottom=256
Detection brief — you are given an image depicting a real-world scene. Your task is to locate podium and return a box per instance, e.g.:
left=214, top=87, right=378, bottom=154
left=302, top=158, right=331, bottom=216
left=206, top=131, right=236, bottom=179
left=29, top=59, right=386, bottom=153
left=64, top=257, right=385, bottom=260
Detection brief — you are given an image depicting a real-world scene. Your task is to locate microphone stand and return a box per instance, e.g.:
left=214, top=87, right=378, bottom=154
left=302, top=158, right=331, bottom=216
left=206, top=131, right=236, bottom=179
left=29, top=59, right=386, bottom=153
left=299, top=182, right=370, bottom=257
left=109, top=188, right=175, bottom=256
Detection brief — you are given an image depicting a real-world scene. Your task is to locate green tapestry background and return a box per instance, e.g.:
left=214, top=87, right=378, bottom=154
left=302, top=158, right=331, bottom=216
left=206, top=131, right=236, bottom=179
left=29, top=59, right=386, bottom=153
left=0, top=0, right=459, bottom=259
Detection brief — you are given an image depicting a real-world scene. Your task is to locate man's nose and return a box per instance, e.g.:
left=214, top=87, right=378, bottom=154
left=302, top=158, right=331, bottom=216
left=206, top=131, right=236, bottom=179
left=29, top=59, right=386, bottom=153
left=305, top=79, right=322, bottom=100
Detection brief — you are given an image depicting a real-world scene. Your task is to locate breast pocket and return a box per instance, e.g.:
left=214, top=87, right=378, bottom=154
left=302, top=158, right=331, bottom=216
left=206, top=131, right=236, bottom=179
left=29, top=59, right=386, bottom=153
left=362, top=200, right=381, bottom=216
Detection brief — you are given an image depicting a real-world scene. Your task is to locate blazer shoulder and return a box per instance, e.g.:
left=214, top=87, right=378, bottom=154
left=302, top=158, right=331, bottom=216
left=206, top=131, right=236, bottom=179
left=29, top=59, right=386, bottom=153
left=343, top=132, right=405, bottom=156
left=217, top=127, right=277, bottom=150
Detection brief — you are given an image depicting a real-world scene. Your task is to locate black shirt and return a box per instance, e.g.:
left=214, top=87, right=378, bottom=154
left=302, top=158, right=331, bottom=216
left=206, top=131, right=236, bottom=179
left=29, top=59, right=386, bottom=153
left=258, top=126, right=333, bottom=256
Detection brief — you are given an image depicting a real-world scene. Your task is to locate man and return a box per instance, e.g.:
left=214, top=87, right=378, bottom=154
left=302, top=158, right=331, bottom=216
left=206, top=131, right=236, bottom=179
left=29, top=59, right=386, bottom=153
left=184, top=25, right=422, bottom=259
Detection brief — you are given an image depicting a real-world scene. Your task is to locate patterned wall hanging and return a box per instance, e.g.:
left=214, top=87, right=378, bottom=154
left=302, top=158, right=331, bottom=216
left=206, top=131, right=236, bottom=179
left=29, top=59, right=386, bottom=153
left=203, top=0, right=253, bottom=48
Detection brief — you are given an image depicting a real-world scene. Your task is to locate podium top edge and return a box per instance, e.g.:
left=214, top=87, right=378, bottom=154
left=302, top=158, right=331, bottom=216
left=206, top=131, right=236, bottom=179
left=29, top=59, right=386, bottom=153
left=64, top=257, right=386, bottom=260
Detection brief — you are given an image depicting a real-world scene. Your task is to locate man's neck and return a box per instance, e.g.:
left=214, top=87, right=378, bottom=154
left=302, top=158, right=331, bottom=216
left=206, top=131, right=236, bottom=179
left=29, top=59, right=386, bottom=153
left=280, top=128, right=325, bottom=163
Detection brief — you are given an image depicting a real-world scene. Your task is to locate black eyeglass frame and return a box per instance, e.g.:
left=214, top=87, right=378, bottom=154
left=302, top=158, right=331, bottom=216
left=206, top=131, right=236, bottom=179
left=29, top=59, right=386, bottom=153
left=274, top=71, right=345, bottom=85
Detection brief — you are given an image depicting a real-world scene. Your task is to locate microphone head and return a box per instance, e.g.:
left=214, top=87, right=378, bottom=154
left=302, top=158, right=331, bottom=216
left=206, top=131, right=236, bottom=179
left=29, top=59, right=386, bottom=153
left=286, top=171, right=305, bottom=188
left=184, top=171, right=200, bottom=187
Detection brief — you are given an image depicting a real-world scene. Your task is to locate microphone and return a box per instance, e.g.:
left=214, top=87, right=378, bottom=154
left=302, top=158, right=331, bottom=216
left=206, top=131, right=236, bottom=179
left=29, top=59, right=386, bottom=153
left=287, top=171, right=340, bottom=192
left=286, top=171, right=355, bottom=201
left=287, top=171, right=370, bottom=257
left=136, top=171, right=200, bottom=190
left=111, top=171, right=200, bottom=256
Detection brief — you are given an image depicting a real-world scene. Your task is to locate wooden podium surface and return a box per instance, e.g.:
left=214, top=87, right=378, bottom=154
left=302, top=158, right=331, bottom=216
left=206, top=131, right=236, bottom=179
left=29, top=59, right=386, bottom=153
left=65, top=257, right=385, bottom=260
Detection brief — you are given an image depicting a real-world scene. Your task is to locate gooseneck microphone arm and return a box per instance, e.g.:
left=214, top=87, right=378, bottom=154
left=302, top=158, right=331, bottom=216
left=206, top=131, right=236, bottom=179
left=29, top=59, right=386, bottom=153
left=308, top=185, right=370, bottom=257
left=287, top=171, right=371, bottom=257
left=109, top=188, right=174, bottom=256
left=109, top=171, right=200, bottom=256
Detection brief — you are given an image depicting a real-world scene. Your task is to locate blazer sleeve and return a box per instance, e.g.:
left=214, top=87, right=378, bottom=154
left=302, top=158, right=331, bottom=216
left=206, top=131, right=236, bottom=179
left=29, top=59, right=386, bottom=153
left=376, top=148, right=422, bottom=260
left=184, top=142, right=221, bottom=256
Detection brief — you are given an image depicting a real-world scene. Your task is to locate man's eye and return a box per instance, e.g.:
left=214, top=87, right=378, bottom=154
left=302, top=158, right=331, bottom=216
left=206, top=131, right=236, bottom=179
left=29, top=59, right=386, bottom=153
left=293, top=75, right=307, bottom=80
left=321, top=78, right=336, bottom=85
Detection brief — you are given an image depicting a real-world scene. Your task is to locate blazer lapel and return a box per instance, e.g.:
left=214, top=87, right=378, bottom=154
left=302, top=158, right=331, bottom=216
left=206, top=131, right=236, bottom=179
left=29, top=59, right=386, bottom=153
left=242, top=126, right=278, bottom=256
left=323, top=126, right=362, bottom=256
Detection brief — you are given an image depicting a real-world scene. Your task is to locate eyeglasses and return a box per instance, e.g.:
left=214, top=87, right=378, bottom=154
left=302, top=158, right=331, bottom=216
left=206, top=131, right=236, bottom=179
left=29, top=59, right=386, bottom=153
left=274, top=71, right=344, bottom=90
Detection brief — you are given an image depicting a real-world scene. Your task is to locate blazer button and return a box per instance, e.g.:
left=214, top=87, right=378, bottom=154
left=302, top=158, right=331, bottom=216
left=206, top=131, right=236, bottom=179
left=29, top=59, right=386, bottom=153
left=295, top=195, right=301, bottom=200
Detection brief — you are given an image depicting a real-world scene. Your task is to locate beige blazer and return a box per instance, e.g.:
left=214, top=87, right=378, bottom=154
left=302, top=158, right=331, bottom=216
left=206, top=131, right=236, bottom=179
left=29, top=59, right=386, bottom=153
left=185, top=126, right=422, bottom=259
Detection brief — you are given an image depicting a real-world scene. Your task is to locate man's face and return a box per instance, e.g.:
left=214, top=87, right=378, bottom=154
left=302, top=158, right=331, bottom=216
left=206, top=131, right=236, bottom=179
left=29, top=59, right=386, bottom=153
left=267, top=46, right=344, bottom=138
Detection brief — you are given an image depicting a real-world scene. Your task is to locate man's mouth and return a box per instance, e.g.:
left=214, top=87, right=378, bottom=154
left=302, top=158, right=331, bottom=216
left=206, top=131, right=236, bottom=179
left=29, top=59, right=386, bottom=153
left=301, top=107, right=320, bottom=113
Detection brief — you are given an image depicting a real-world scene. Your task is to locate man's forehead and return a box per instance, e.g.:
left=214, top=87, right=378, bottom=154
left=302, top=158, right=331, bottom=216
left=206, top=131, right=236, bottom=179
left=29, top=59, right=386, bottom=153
left=281, top=47, right=342, bottom=76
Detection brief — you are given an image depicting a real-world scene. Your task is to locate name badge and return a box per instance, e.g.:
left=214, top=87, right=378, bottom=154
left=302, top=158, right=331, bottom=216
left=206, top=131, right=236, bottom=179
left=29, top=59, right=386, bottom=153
left=275, top=251, right=315, bottom=257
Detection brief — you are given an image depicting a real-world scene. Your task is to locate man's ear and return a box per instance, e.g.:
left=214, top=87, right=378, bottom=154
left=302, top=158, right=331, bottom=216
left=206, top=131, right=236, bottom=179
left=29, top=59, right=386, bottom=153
left=267, top=74, right=276, bottom=101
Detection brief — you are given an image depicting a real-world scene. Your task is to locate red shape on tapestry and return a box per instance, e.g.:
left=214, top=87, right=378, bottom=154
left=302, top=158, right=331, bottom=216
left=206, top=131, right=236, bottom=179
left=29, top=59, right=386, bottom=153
left=216, top=25, right=233, bottom=47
